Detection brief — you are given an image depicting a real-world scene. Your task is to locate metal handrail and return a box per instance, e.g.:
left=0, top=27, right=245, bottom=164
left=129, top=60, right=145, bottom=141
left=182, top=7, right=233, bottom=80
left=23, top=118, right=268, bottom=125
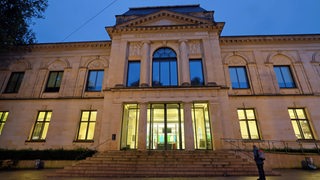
left=221, top=138, right=320, bottom=154
left=74, top=138, right=112, bottom=160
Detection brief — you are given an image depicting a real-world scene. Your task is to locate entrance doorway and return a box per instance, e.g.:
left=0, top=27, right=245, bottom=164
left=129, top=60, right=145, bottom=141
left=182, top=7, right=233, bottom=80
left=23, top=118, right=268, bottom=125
left=147, top=103, right=185, bottom=150
left=192, top=103, right=213, bottom=150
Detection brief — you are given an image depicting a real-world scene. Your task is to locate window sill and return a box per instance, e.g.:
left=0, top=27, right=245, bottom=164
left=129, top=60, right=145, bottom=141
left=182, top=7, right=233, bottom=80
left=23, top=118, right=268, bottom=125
left=25, top=140, right=46, bottom=143
left=241, top=139, right=263, bottom=143
left=73, top=140, right=94, bottom=143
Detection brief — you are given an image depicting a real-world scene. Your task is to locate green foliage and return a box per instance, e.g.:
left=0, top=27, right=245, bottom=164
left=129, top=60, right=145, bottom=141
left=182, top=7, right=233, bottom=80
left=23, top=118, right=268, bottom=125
left=0, top=0, right=48, bottom=49
left=0, top=148, right=97, bottom=160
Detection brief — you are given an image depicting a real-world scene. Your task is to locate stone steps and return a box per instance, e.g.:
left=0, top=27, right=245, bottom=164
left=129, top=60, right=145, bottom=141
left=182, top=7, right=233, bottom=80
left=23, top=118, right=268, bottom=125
left=50, top=150, right=278, bottom=178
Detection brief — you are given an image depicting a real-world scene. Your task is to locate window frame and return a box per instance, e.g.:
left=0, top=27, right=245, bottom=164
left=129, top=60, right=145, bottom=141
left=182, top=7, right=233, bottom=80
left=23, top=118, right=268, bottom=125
left=4, top=72, right=25, bottom=93
left=30, top=111, right=52, bottom=141
left=121, top=104, right=139, bottom=149
left=189, top=59, right=205, bottom=86
left=45, top=71, right=64, bottom=92
left=288, top=108, right=314, bottom=140
left=75, top=110, right=97, bottom=141
left=237, top=108, right=261, bottom=140
left=228, top=66, right=250, bottom=89
left=0, top=111, right=9, bottom=135
left=152, top=47, right=178, bottom=87
left=274, top=65, right=296, bottom=88
left=85, top=70, right=104, bottom=92
left=191, top=103, right=212, bottom=150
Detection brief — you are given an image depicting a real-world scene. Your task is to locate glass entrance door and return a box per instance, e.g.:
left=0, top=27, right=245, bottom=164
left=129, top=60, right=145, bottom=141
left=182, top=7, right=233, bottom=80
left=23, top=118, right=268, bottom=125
left=147, top=104, right=184, bottom=150
left=121, top=104, right=139, bottom=150
left=192, top=103, right=213, bottom=150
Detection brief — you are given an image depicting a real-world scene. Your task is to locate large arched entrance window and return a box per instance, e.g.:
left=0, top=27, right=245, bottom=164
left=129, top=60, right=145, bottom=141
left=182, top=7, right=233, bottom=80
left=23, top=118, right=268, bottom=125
left=152, top=48, right=178, bottom=86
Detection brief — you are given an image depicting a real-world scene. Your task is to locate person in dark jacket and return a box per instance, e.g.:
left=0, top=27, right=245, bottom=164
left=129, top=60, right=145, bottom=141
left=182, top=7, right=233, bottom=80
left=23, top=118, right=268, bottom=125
left=253, top=145, right=266, bottom=180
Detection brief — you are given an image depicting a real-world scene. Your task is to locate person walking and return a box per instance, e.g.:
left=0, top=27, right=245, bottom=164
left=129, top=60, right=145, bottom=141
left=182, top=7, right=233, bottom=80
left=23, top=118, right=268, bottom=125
left=253, top=145, right=266, bottom=180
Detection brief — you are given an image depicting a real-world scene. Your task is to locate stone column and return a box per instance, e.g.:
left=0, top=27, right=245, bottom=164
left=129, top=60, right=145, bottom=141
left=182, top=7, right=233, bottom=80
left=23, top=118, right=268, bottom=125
left=138, top=102, right=148, bottom=150
left=183, top=102, right=194, bottom=150
left=179, top=40, right=190, bottom=86
left=140, top=41, right=151, bottom=87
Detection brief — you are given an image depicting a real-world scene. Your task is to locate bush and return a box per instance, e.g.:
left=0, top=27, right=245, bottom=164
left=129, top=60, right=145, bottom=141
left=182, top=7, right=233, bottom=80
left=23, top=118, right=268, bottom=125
left=0, top=148, right=96, bottom=161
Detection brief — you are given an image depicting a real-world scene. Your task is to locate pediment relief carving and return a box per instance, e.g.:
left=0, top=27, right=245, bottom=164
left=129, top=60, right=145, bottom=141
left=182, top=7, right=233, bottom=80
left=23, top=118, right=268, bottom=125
left=9, top=60, right=31, bottom=71
left=227, top=55, right=247, bottom=65
left=188, top=40, right=201, bottom=55
left=80, top=56, right=109, bottom=69
left=129, top=42, right=142, bottom=58
left=223, top=52, right=248, bottom=65
left=267, top=53, right=294, bottom=65
left=48, top=60, right=68, bottom=70
left=118, top=10, right=212, bottom=28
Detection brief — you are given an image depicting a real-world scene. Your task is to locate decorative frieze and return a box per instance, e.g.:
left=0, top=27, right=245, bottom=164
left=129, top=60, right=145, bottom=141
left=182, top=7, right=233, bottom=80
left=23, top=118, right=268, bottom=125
left=128, top=42, right=142, bottom=59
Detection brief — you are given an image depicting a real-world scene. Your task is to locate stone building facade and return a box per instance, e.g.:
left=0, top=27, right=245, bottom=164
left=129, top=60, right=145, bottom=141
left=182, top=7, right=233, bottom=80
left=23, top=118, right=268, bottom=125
left=0, top=5, right=320, bottom=151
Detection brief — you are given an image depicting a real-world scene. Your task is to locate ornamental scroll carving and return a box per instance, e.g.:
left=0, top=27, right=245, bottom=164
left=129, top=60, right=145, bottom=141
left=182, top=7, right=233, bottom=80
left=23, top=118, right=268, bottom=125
left=80, top=56, right=109, bottom=69
left=188, top=41, right=201, bottom=55
left=129, top=42, right=142, bottom=58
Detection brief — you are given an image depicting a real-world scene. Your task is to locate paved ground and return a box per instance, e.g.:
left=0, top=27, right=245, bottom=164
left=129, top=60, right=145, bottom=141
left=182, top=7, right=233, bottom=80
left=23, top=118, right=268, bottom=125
left=0, top=169, right=319, bottom=180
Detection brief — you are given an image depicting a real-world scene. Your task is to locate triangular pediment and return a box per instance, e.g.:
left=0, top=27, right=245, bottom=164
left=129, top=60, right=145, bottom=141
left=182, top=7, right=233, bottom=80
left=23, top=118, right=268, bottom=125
left=117, top=10, right=213, bottom=27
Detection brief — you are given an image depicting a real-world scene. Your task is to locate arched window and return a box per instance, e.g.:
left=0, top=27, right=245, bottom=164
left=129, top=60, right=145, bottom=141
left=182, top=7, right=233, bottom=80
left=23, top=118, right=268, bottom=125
left=152, top=47, right=178, bottom=86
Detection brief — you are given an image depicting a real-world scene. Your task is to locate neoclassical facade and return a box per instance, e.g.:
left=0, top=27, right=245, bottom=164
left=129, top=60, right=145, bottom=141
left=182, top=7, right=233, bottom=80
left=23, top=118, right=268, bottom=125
left=0, top=5, right=320, bottom=151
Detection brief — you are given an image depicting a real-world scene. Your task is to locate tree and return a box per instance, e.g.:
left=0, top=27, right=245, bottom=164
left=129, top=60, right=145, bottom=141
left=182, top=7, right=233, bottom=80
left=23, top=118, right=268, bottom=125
left=0, top=0, right=48, bottom=49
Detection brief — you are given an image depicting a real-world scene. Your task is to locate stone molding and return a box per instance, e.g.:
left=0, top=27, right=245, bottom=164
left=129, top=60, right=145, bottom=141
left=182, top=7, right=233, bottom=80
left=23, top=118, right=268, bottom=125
left=27, top=41, right=111, bottom=50
left=220, top=34, right=320, bottom=44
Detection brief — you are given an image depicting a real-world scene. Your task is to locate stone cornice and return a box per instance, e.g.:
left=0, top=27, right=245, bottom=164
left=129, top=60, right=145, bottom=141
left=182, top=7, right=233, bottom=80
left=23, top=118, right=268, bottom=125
left=220, top=34, right=320, bottom=45
left=106, top=23, right=225, bottom=37
left=7, top=41, right=112, bottom=51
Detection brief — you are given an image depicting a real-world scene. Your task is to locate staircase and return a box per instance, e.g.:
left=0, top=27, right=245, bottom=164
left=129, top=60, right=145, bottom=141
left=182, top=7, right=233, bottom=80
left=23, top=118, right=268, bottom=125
left=50, top=150, right=278, bottom=178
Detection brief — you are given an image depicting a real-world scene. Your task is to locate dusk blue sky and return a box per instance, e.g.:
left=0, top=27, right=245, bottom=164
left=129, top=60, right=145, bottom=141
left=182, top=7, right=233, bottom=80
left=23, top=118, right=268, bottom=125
left=32, top=0, right=320, bottom=43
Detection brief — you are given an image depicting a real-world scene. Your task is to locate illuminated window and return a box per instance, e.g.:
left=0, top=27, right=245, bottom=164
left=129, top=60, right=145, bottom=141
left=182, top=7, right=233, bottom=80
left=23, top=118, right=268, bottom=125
left=0, top=112, right=9, bottom=135
left=189, top=59, right=204, bottom=86
left=192, top=103, right=212, bottom=149
left=127, top=61, right=140, bottom=87
left=45, top=71, right=63, bottom=92
left=152, top=48, right=178, bottom=86
left=274, top=66, right=296, bottom=88
left=121, top=104, right=139, bottom=149
left=237, top=109, right=260, bottom=140
left=229, top=66, right=250, bottom=89
left=76, top=111, right=97, bottom=141
left=4, top=72, right=24, bottom=93
left=30, top=111, right=52, bottom=141
left=86, top=70, right=104, bottom=91
left=288, top=108, right=314, bottom=140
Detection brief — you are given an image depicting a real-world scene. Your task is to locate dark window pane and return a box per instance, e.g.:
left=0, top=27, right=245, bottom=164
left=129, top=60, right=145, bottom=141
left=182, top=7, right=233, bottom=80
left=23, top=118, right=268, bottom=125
left=274, top=66, right=296, bottom=88
left=170, top=61, right=178, bottom=85
left=96, top=71, right=104, bottom=90
left=189, top=59, right=204, bottom=86
left=45, top=71, right=63, bottom=92
left=86, top=70, right=104, bottom=91
left=127, top=61, right=140, bottom=87
left=160, top=61, right=170, bottom=86
left=152, top=61, right=160, bottom=86
left=228, top=67, right=249, bottom=89
left=237, top=68, right=248, bottom=88
left=4, top=72, right=24, bottom=93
